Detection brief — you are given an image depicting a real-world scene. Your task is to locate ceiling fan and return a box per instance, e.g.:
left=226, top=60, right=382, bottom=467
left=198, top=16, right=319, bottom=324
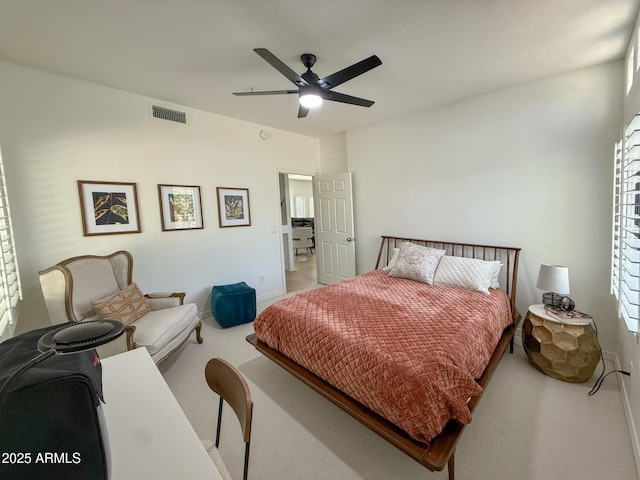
left=233, top=48, right=382, bottom=118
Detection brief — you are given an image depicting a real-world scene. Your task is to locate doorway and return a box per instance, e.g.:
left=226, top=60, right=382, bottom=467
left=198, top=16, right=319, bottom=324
left=279, top=173, right=318, bottom=293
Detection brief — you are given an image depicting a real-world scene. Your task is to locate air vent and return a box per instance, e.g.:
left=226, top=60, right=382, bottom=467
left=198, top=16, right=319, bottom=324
left=151, top=104, right=187, bottom=124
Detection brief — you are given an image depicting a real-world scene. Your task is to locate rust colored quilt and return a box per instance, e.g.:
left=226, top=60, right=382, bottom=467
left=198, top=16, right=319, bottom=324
left=253, top=269, right=513, bottom=444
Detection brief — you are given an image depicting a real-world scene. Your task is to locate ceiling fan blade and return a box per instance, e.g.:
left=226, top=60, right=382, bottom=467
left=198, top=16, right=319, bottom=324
left=254, top=48, right=308, bottom=87
left=297, top=104, right=310, bottom=118
left=233, top=90, right=298, bottom=96
left=323, top=91, right=375, bottom=107
left=317, top=55, right=382, bottom=90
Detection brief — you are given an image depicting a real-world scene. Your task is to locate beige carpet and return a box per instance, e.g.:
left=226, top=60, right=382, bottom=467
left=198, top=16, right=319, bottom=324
left=160, top=306, right=638, bottom=480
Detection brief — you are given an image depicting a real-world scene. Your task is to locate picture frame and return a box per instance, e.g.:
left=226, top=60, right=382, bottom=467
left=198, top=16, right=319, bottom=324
left=158, top=184, right=204, bottom=231
left=77, top=180, right=141, bottom=236
left=216, top=187, right=251, bottom=228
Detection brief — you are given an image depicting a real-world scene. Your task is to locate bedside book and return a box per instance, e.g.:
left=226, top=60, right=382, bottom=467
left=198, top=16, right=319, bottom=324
left=544, top=305, right=592, bottom=322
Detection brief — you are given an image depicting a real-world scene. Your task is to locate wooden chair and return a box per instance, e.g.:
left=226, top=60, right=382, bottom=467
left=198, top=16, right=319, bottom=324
left=205, top=358, right=253, bottom=480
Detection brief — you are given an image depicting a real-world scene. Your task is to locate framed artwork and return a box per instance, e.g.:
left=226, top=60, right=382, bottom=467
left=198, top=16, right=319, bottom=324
left=158, top=184, right=203, bottom=231
left=77, top=180, right=141, bottom=236
left=216, top=187, right=251, bottom=228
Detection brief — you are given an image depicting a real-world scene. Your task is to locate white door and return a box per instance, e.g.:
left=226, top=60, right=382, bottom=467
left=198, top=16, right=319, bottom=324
left=313, top=172, right=356, bottom=284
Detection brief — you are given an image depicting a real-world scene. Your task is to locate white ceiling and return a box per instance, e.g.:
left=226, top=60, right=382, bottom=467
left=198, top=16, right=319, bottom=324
left=0, top=0, right=638, bottom=138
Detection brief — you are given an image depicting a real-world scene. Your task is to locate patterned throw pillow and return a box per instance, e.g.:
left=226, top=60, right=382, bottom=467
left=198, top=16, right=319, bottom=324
left=388, top=242, right=446, bottom=284
left=92, top=282, right=151, bottom=325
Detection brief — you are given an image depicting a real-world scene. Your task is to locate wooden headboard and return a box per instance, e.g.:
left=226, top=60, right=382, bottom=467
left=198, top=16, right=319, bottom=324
left=375, top=235, right=521, bottom=318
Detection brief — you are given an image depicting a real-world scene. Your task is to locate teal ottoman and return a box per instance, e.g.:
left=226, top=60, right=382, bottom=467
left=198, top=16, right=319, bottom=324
left=211, top=282, right=256, bottom=328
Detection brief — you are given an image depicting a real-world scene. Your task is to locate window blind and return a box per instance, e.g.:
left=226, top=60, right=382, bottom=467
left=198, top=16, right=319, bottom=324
left=0, top=148, right=22, bottom=342
left=612, top=115, right=640, bottom=333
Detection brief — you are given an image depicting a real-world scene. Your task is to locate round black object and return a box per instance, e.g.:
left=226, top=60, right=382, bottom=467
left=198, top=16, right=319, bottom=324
left=37, top=319, right=125, bottom=353
left=559, top=296, right=576, bottom=312
left=54, top=321, right=114, bottom=344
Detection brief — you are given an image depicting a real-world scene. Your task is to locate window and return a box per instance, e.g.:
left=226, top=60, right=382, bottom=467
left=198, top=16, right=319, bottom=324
left=294, top=195, right=305, bottom=217
left=612, top=115, right=640, bottom=332
left=0, top=148, right=22, bottom=342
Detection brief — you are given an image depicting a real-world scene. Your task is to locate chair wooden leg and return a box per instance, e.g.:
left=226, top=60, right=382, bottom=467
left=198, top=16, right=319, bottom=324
left=243, top=441, right=250, bottom=480
left=448, top=452, right=455, bottom=480
left=215, top=399, right=223, bottom=448
left=195, top=321, right=203, bottom=344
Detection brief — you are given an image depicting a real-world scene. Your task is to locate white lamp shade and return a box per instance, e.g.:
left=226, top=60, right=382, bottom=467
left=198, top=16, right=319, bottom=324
left=536, top=263, right=570, bottom=294
left=299, top=93, right=323, bottom=108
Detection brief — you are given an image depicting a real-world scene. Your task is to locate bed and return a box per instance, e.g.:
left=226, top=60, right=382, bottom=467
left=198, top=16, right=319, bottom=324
left=246, top=235, right=521, bottom=479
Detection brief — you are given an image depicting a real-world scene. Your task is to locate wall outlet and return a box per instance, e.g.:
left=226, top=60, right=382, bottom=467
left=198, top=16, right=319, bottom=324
left=259, top=274, right=264, bottom=284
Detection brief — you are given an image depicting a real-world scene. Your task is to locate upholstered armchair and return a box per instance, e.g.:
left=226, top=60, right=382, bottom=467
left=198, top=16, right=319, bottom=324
left=292, top=227, right=314, bottom=256
left=38, top=250, right=202, bottom=363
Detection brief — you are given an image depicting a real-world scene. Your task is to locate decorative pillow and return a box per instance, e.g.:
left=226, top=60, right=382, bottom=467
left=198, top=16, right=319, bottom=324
left=382, top=248, right=401, bottom=272
left=388, top=242, right=446, bottom=284
left=434, top=256, right=501, bottom=295
left=92, top=282, right=151, bottom=325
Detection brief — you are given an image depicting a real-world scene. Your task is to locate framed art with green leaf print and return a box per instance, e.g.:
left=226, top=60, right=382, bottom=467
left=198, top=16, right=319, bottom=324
left=78, top=180, right=141, bottom=236
left=216, top=187, right=251, bottom=228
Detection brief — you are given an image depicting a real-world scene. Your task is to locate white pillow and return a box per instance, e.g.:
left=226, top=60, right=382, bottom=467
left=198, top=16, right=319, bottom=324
left=434, top=256, right=501, bottom=295
left=382, top=247, right=400, bottom=272
left=490, top=262, right=503, bottom=289
left=388, top=242, right=446, bottom=284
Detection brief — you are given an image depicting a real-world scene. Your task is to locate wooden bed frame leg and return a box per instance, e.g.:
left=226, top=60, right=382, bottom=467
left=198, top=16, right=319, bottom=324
left=447, top=452, right=455, bottom=480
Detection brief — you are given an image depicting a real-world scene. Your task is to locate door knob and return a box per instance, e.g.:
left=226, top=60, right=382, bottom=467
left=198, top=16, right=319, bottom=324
left=346, top=237, right=353, bottom=242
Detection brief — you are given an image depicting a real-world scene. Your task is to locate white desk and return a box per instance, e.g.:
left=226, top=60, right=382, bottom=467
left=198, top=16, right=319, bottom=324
left=101, top=348, right=221, bottom=479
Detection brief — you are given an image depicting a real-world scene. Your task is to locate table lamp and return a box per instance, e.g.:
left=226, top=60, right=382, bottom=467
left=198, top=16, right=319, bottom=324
left=536, top=263, right=574, bottom=311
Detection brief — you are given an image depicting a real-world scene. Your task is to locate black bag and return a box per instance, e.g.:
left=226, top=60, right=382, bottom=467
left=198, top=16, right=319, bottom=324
left=0, top=324, right=109, bottom=480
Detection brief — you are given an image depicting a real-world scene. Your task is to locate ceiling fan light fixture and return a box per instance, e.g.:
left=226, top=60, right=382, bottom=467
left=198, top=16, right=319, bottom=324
left=299, top=93, right=323, bottom=108
left=237, top=49, right=381, bottom=118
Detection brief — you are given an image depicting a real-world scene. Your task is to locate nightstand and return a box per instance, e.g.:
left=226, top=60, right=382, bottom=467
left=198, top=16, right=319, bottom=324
left=522, top=304, right=601, bottom=383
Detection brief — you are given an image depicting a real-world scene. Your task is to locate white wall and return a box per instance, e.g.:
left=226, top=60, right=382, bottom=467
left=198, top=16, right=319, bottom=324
left=319, top=132, right=348, bottom=173
left=347, top=62, right=623, bottom=352
left=0, top=61, right=319, bottom=335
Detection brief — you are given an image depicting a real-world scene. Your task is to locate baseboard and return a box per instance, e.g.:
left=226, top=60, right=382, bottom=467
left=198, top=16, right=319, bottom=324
left=257, top=289, right=287, bottom=303
left=608, top=350, right=640, bottom=477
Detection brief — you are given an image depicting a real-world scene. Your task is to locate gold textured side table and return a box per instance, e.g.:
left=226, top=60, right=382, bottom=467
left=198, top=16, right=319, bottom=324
left=522, top=304, right=600, bottom=383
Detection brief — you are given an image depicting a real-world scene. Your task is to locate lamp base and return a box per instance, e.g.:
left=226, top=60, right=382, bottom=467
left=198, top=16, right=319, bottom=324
left=542, top=292, right=560, bottom=306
